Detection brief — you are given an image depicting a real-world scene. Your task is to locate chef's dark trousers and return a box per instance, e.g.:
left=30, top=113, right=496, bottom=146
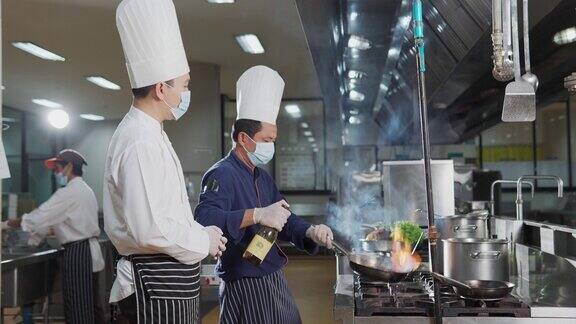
left=62, top=239, right=95, bottom=324
left=218, top=270, right=302, bottom=324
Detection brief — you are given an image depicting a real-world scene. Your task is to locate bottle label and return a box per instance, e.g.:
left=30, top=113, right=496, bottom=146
left=246, top=234, right=273, bottom=261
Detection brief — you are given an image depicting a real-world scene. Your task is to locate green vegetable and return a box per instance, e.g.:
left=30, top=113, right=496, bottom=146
left=393, top=221, right=423, bottom=245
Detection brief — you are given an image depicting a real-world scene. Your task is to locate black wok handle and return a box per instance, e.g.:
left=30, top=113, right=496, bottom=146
left=431, top=272, right=472, bottom=290
left=332, top=241, right=348, bottom=256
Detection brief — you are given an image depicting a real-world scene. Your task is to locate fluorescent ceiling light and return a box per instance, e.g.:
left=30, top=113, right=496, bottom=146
left=48, top=110, right=69, bottom=129
left=388, top=47, right=400, bottom=57
left=307, top=137, right=315, bottom=142
left=206, top=0, right=235, bottom=3
left=347, top=35, right=371, bottom=50
left=80, top=114, right=105, bottom=121
left=12, top=42, right=65, bottom=61
left=285, top=104, right=301, bottom=118
left=32, top=98, right=62, bottom=109
left=553, top=26, right=576, bottom=45
left=300, top=122, right=309, bottom=128
left=303, top=131, right=313, bottom=137
left=350, top=12, right=358, bottom=21
left=349, top=116, right=362, bottom=125
left=348, top=70, right=365, bottom=79
left=349, top=90, right=365, bottom=102
left=86, top=76, right=121, bottom=91
left=399, top=15, right=412, bottom=28
left=235, top=34, right=265, bottom=54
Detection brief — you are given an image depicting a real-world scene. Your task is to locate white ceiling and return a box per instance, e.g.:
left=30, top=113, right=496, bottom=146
left=2, top=0, right=321, bottom=119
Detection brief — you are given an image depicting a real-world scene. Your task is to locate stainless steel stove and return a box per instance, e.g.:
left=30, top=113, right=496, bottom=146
left=353, top=273, right=531, bottom=320
left=335, top=243, right=576, bottom=323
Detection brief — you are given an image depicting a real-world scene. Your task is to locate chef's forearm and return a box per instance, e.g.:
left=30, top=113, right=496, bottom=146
left=240, top=209, right=255, bottom=229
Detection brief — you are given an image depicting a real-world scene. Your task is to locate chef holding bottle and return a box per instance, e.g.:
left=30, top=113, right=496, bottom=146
left=195, top=65, right=334, bottom=324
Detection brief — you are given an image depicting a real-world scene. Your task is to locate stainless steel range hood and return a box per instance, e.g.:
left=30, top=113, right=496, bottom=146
left=296, top=0, right=575, bottom=146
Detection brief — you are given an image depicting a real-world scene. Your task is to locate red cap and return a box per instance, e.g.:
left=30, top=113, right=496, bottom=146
left=44, top=149, right=87, bottom=170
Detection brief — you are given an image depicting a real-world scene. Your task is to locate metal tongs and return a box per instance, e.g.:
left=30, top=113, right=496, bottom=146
left=501, top=0, right=536, bottom=122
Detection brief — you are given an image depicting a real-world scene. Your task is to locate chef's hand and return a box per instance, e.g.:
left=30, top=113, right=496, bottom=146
left=253, top=200, right=291, bottom=232
left=306, top=224, right=334, bottom=249
left=4, top=219, right=22, bottom=229
left=204, top=226, right=227, bottom=258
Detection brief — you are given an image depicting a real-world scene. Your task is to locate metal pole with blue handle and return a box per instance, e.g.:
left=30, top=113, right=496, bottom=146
left=413, top=0, right=442, bottom=323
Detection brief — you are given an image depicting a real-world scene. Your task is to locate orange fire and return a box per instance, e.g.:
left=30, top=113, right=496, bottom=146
left=391, top=226, right=422, bottom=273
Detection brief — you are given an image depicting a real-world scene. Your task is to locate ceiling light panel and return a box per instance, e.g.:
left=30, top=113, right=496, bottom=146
left=12, top=42, right=65, bottom=61
left=80, top=114, right=105, bottom=121
left=235, top=34, right=265, bottom=54
left=86, top=76, right=121, bottom=90
left=32, top=98, right=62, bottom=109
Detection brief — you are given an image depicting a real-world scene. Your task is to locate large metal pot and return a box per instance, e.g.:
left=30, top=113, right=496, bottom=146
left=443, top=238, right=509, bottom=282
left=435, top=212, right=490, bottom=274
left=435, top=211, right=489, bottom=239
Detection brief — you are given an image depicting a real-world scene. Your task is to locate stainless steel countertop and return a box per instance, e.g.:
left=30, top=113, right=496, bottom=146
left=511, top=243, right=576, bottom=318
left=1, top=233, right=111, bottom=270
left=1, top=247, right=61, bottom=270
left=333, top=243, right=576, bottom=319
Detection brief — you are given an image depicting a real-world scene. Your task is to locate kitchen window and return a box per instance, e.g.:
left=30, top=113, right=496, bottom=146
left=481, top=122, right=535, bottom=181
left=536, top=102, right=569, bottom=187
left=2, top=107, right=57, bottom=214
left=222, top=97, right=327, bottom=192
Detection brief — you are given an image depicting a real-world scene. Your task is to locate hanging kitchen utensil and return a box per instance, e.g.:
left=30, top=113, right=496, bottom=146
left=492, top=0, right=514, bottom=81
left=432, top=272, right=515, bottom=300
left=501, top=0, right=535, bottom=122
left=564, top=72, right=576, bottom=94
left=521, top=0, right=538, bottom=90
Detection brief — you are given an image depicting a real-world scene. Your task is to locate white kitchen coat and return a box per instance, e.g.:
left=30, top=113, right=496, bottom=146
left=21, top=176, right=105, bottom=272
left=103, top=106, right=209, bottom=302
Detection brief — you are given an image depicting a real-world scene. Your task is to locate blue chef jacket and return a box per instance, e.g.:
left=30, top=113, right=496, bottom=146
left=195, top=151, right=318, bottom=282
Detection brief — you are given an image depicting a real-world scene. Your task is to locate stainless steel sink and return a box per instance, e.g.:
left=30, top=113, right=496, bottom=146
left=1, top=249, right=60, bottom=307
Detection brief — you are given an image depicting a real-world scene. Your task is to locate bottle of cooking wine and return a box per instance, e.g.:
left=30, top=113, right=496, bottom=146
left=243, top=225, right=278, bottom=266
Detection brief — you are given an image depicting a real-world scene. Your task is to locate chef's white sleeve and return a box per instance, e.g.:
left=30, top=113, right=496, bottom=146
left=118, top=141, right=209, bottom=264
left=21, top=188, right=71, bottom=234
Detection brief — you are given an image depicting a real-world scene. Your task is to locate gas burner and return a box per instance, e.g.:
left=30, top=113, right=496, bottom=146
left=353, top=274, right=531, bottom=318
left=437, top=283, right=531, bottom=318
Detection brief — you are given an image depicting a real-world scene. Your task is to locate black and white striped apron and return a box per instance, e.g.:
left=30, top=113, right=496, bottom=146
left=218, top=270, right=302, bottom=324
left=131, top=254, right=201, bottom=324
left=62, top=239, right=95, bottom=324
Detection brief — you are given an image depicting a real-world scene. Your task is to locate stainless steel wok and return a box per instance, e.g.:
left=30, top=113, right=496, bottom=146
left=433, top=272, right=515, bottom=300
left=333, top=241, right=420, bottom=282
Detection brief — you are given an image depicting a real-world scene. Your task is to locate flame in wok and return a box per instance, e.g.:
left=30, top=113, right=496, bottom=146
left=391, top=226, right=421, bottom=273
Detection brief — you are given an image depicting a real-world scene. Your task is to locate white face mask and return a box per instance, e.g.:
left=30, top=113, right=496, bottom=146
left=162, top=82, right=191, bottom=121
left=242, top=136, right=275, bottom=165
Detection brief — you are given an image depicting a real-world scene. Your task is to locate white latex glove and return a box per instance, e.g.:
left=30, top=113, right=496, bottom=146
left=204, top=226, right=227, bottom=258
left=253, top=200, right=291, bottom=232
left=306, top=224, right=334, bottom=249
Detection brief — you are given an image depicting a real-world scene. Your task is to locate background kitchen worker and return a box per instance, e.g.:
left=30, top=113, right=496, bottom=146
left=5, top=149, right=105, bottom=324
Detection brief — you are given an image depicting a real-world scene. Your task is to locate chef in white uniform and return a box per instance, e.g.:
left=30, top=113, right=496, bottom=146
left=104, top=0, right=226, bottom=323
left=5, top=149, right=105, bottom=324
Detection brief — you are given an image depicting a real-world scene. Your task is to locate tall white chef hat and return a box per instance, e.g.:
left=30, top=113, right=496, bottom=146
left=236, top=66, right=285, bottom=125
left=116, top=0, right=189, bottom=89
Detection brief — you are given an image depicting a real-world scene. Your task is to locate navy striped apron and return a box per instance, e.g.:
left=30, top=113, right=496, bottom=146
left=218, top=270, right=302, bottom=324
left=131, top=254, right=201, bottom=324
left=62, top=239, right=95, bottom=324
